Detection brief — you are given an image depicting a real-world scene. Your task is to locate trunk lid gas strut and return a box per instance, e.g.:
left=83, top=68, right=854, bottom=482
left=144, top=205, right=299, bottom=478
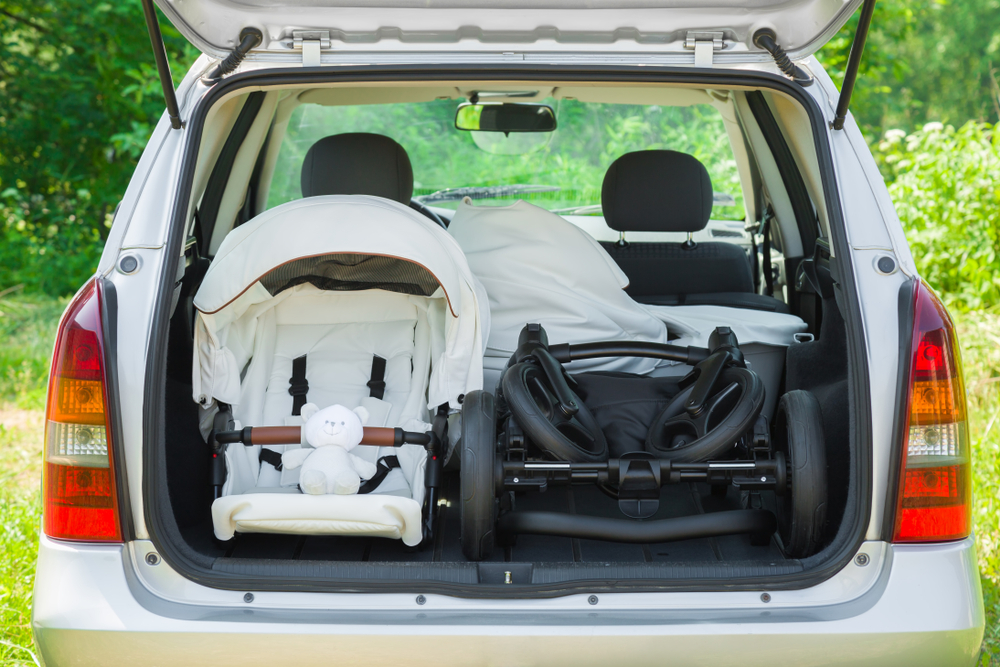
left=139, top=1, right=264, bottom=128
left=832, top=0, right=877, bottom=130
left=139, top=0, right=183, bottom=130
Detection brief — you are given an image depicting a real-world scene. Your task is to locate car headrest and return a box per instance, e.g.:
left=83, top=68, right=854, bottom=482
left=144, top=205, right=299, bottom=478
left=601, top=150, right=713, bottom=233
left=300, top=133, right=414, bottom=204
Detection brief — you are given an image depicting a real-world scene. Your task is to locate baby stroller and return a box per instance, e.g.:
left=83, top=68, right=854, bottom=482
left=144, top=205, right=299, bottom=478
left=192, top=195, right=488, bottom=547
left=458, top=322, right=829, bottom=562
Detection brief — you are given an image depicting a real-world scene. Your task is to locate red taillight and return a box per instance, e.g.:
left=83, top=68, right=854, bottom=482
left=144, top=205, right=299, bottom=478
left=892, top=281, right=970, bottom=543
left=43, top=280, right=122, bottom=542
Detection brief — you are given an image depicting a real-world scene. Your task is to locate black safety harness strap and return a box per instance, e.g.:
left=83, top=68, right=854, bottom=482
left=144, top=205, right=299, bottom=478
left=259, top=448, right=284, bottom=471
left=288, top=355, right=309, bottom=416
left=357, top=455, right=400, bottom=494
left=274, top=353, right=390, bottom=478
left=367, top=355, right=387, bottom=399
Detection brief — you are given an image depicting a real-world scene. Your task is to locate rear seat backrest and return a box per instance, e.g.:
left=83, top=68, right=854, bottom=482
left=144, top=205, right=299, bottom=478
left=600, top=150, right=786, bottom=313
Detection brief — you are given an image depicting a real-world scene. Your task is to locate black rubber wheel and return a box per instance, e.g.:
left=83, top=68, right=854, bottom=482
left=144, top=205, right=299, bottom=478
left=502, top=362, right=608, bottom=462
left=773, top=390, right=828, bottom=559
left=460, top=390, right=498, bottom=561
left=645, top=367, right=765, bottom=462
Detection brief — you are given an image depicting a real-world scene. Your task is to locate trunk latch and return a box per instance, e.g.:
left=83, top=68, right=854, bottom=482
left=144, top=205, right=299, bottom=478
left=293, top=30, right=331, bottom=67
left=684, top=31, right=725, bottom=67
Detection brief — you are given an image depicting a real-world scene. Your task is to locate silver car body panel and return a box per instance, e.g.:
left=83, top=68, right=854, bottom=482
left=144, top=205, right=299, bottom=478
left=33, top=535, right=983, bottom=665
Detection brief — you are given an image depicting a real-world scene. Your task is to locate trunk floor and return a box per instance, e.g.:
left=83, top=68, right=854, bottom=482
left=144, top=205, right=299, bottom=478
left=223, top=474, right=786, bottom=564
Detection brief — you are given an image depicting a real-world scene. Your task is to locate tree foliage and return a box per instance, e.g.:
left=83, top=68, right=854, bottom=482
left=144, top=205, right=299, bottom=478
left=0, top=0, right=196, bottom=293
left=875, top=121, right=1000, bottom=311
left=818, top=0, right=1000, bottom=137
left=0, top=0, right=998, bottom=301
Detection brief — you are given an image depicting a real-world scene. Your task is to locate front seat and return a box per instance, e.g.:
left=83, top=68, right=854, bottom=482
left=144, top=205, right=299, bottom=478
left=301, top=133, right=414, bottom=203
left=600, top=150, right=789, bottom=313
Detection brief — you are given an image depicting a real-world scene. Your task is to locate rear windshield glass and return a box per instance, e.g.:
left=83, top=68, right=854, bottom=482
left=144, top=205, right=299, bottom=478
left=267, top=99, right=744, bottom=220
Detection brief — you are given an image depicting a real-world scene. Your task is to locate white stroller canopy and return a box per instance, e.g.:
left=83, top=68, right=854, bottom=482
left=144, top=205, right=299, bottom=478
left=192, top=195, right=489, bottom=414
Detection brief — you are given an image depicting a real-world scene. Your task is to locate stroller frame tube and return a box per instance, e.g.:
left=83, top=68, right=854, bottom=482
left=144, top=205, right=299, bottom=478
left=499, top=454, right=788, bottom=494
left=213, top=425, right=432, bottom=448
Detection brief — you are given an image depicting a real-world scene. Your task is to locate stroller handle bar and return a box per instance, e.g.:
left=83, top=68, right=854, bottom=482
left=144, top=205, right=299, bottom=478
left=212, top=425, right=433, bottom=448
left=549, top=341, right=710, bottom=366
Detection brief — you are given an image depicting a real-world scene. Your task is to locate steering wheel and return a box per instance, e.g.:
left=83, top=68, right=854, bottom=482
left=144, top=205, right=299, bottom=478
left=644, top=365, right=764, bottom=461
left=502, top=354, right=608, bottom=463
left=410, top=200, right=448, bottom=228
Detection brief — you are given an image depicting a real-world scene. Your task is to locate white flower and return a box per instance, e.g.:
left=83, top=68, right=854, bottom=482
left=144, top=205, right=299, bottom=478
left=922, top=122, right=944, bottom=132
left=884, top=129, right=906, bottom=142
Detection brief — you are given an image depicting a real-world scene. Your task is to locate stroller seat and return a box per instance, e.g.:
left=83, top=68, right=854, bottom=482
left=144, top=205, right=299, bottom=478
left=193, top=195, right=487, bottom=546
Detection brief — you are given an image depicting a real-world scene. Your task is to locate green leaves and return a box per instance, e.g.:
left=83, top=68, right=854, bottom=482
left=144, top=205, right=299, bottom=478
left=817, top=0, right=1000, bottom=138
left=0, top=184, right=111, bottom=295
left=875, top=121, right=1000, bottom=310
left=0, top=0, right=197, bottom=295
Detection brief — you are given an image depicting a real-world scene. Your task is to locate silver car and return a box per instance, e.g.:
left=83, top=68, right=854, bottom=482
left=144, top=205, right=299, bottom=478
left=32, top=0, right=984, bottom=664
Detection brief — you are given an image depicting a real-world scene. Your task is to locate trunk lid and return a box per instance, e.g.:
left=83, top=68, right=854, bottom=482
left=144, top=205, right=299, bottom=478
left=153, top=0, right=861, bottom=62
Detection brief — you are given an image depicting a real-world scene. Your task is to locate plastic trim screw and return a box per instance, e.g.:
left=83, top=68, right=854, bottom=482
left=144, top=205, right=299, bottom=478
left=243, top=593, right=254, bottom=603
left=760, top=593, right=771, bottom=603
left=855, top=553, right=870, bottom=566
left=145, top=552, right=160, bottom=566
left=588, top=595, right=599, bottom=605
left=416, top=595, right=427, bottom=605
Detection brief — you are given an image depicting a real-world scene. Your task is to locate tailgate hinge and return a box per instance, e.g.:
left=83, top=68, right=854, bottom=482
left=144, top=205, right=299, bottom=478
left=684, top=31, right=725, bottom=67
left=293, top=30, right=331, bottom=67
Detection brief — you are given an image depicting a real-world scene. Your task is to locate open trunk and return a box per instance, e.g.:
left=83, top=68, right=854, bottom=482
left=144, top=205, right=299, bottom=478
left=145, top=67, right=868, bottom=595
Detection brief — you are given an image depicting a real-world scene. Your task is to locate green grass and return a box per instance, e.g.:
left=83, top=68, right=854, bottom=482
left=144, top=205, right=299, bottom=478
left=0, top=294, right=997, bottom=665
left=0, top=291, right=65, bottom=410
left=955, top=309, right=1000, bottom=665
left=0, top=491, right=41, bottom=667
left=0, top=292, right=53, bottom=667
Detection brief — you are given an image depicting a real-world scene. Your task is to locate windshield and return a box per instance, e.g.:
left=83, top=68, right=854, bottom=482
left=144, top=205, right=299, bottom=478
left=267, top=99, right=745, bottom=220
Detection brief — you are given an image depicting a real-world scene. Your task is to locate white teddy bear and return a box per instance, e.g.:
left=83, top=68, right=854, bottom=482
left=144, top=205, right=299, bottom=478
left=280, top=404, right=379, bottom=495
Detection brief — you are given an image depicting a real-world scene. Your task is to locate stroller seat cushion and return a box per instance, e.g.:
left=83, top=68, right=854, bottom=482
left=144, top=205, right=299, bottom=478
left=257, top=287, right=427, bottom=428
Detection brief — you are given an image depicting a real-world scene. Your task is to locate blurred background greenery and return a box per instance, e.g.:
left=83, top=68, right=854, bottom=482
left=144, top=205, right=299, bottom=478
left=1, top=0, right=999, bottom=664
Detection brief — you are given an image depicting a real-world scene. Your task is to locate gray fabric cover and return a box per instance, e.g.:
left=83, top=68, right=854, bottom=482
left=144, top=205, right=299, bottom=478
left=636, top=290, right=792, bottom=314
left=572, top=372, right=683, bottom=458
left=602, top=150, right=713, bottom=233
left=301, top=133, right=414, bottom=204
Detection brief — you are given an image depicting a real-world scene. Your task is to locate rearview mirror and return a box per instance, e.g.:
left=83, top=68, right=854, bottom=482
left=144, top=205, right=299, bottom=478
left=455, top=103, right=557, bottom=133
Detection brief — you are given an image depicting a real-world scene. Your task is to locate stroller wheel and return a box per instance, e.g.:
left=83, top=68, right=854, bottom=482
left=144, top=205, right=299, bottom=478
left=773, top=390, right=828, bottom=558
left=502, top=361, right=608, bottom=462
left=460, top=390, right=499, bottom=561
left=645, top=366, right=764, bottom=462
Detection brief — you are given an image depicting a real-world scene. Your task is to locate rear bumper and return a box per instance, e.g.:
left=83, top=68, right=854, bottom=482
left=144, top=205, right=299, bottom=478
left=33, top=535, right=984, bottom=666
